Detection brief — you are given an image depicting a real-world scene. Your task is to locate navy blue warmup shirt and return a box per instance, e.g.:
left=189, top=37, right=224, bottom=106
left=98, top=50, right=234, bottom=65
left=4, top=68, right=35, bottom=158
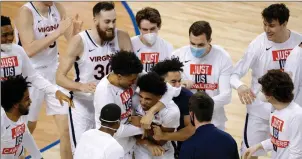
left=172, top=88, right=193, bottom=153
left=179, top=124, right=240, bottom=159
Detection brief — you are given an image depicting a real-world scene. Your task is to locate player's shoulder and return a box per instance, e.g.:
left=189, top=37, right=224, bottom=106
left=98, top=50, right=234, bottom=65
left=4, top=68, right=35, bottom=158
left=249, top=32, right=268, bottom=49
left=130, top=35, right=140, bottom=43
left=211, top=45, right=231, bottom=58
left=96, top=76, right=111, bottom=91
left=172, top=45, right=190, bottom=58
left=17, top=4, right=33, bottom=19
left=290, top=30, right=302, bottom=39
left=117, top=29, right=130, bottom=39
left=11, top=44, right=27, bottom=56
left=180, top=87, right=193, bottom=97
left=157, top=36, right=173, bottom=47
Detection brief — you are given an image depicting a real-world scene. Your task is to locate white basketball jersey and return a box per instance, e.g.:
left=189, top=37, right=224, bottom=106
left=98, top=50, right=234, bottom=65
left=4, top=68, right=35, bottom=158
left=15, top=2, right=61, bottom=69
left=72, top=29, right=120, bottom=99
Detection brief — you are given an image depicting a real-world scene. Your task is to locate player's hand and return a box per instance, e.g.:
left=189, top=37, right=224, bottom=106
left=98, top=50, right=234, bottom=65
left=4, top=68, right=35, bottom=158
left=72, top=14, right=83, bottom=35
left=237, top=84, right=256, bottom=105
left=243, top=144, right=261, bottom=159
left=79, top=82, right=97, bottom=93
left=140, top=112, right=154, bottom=129
left=55, top=90, right=74, bottom=108
left=181, top=80, right=194, bottom=89
left=152, top=125, right=164, bottom=141
left=58, top=17, right=72, bottom=35
left=130, top=116, right=141, bottom=127
left=147, top=143, right=165, bottom=156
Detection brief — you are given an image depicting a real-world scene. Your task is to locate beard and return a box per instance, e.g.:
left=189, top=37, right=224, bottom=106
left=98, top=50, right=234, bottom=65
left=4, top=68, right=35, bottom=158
left=18, top=103, right=29, bottom=115
left=96, top=24, right=115, bottom=43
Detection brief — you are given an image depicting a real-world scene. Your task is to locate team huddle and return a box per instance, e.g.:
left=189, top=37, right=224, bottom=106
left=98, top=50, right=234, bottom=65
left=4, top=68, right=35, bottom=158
left=1, top=1, right=302, bottom=159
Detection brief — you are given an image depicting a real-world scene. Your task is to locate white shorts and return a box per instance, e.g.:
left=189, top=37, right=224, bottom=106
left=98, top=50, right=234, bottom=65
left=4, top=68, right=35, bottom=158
left=68, top=96, right=95, bottom=154
left=27, top=66, right=68, bottom=122
left=240, top=113, right=270, bottom=157
left=134, top=143, right=174, bottom=159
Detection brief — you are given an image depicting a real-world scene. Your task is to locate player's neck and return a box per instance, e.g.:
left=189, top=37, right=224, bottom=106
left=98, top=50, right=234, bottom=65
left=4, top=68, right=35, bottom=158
left=108, top=73, right=120, bottom=88
left=5, top=111, right=21, bottom=122
left=99, top=127, right=115, bottom=136
left=271, top=101, right=291, bottom=110
left=274, top=29, right=290, bottom=43
left=33, top=2, right=50, bottom=16
left=195, top=121, right=211, bottom=129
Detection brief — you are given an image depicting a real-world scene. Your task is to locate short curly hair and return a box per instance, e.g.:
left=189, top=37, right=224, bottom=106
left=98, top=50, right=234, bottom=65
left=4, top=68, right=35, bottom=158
left=1, top=75, right=31, bottom=112
left=258, top=69, right=294, bottom=103
left=110, top=50, right=143, bottom=76
left=137, top=72, right=167, bottom=96
left=151, top=57, right=183, bottom=77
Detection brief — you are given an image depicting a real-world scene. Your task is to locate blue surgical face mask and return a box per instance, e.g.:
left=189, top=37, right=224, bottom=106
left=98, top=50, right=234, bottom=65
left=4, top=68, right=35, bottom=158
left=190, top=46, right=206, bottom=58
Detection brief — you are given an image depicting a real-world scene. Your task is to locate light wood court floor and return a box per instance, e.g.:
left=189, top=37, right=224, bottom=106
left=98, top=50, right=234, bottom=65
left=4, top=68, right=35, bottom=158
left=1, top=1, right=302, bottom=158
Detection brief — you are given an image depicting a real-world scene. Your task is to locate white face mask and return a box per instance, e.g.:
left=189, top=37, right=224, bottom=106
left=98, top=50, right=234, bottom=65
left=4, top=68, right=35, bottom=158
left=257, top=91, right=268, bottom=102
left=142, top=33, right=157, bottom=46
left=173, top=86, right=182, bottom=97
left=1, top=43, right=13, bottom=52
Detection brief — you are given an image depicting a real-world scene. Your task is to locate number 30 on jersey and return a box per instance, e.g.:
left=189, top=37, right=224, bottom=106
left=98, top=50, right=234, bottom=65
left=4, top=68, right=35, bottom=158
left=94, top=63, right=111, bottom=80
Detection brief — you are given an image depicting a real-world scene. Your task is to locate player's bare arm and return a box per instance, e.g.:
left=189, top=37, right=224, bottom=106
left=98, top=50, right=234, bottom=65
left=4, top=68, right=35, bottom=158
left=117, top=29, right=133, bottom=52
left=56, top=35, right=96, bottom=93
left=15, top=6, right=72, bottom=57
left=55, top=2, right=83, bottom=41
left=153, top=116, right=195, bottom=141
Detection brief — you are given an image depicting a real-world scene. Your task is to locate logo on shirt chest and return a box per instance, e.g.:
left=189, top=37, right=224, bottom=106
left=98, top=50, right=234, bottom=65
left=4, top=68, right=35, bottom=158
left=141, top=53, right=159, bottom=72
left=1, top=56, right=19, bottom=79
left=272, top=49, right=292, bottom=70
left=120, top=88, right=134, bottom=119
left=2, top=123, right=26, bottom=155
left=270, top=116, right=289, bottom=150
left=189, top=64, right=218, bottom=90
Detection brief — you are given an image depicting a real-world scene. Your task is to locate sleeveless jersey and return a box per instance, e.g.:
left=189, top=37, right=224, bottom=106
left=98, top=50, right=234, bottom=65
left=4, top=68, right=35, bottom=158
left=15, top=2, right=61, bottom=69
left=72, top=29, right=120, bottom=99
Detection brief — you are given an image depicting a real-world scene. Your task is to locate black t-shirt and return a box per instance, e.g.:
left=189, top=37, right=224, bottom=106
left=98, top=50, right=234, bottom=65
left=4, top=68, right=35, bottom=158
left=172, top=87, right=193, bottom=152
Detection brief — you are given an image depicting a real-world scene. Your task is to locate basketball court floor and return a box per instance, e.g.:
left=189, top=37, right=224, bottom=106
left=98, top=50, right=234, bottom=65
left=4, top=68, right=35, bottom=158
left=1, top=1, right=302, bottom=158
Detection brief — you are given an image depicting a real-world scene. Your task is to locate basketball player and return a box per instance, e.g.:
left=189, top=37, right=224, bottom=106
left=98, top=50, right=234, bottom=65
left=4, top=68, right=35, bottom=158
left=243, top=70, right=302, bottom=159
left=172, top=21, right=233, bottom=130
left=15, top=2, right=82, bottom=158
left=74, top=103, right=124, bottom=159
left=132, top=7, right=174, bottom=72
left=1, top=15, right=72, bottom=108
left=1, top=75, right=43, bottom=159
left=55, top=2, right=133, bottom=153
left=134, top=72, right=180, bottom=159
left=151, top=58, right=195, bottom=158
left=284, top=42, right=302, bottom=106
left=94, top=51, right=176, bottom=159
left=230, top=3, right=302, bottom=158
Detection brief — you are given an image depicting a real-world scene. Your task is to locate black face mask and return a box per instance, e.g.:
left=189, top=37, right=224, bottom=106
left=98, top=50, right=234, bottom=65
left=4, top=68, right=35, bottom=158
left=190, top=111, right=195, bottom=126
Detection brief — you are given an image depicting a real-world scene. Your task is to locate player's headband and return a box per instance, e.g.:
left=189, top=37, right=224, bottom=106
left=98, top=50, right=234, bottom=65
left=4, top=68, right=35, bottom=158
left=100, top=118, right=120, bottom=123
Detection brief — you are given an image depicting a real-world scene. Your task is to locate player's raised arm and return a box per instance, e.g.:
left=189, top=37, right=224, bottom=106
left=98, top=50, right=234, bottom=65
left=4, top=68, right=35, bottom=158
left=15, top=5, right=72, bottom=57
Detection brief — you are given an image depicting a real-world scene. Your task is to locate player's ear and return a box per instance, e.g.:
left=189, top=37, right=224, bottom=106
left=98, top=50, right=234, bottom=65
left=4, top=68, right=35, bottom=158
left=282, top=21, right=288, bottom=28
left=93, top=16, right=98, bottom=25
left=208, top=38, right=212, bottom=44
